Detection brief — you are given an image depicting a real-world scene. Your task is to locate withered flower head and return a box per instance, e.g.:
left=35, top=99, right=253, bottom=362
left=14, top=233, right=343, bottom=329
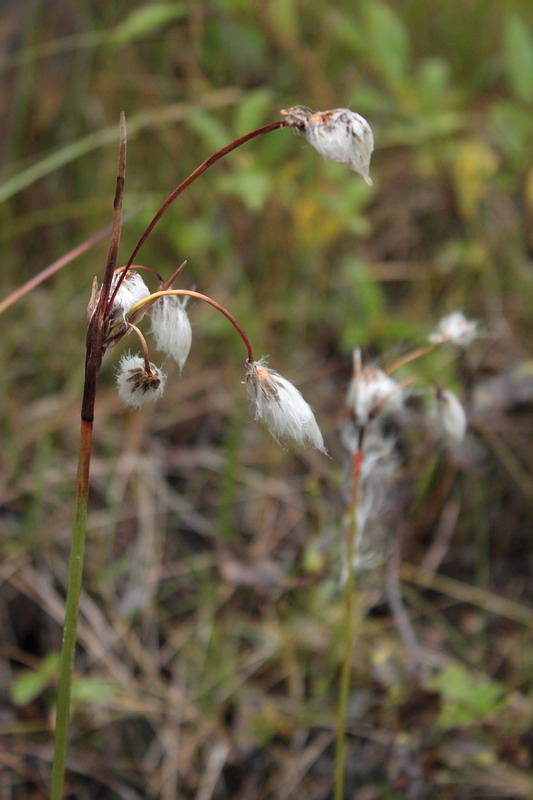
left=281, top=106, right=374, bottom=185
left=116, top=353, right=166, bottom=408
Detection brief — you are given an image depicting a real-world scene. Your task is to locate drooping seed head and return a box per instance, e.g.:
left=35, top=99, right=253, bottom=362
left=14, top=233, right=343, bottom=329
left=150, top=294, right=192, bottom=370
left=281, top=106, right=374, bottom=185
left=116, top=353, right=166, bottom=408
left=430, top=387, right=467, bottom=442
left=245, top=358, right=326, bottom=452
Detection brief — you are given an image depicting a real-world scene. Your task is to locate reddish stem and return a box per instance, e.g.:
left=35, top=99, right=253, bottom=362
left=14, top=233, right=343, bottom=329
left=387, top=343, right=438, bottom=375
left=135, top=289, right=255, bottom=361
left=105, top=120, right=287, bottom=317
left=126, top=121, right=286, bottom=269
left=114, top=264, right=165, bottom=282
left=127, top=322, right=152, bottom=372
left=0, top=224, right=113, bottom=316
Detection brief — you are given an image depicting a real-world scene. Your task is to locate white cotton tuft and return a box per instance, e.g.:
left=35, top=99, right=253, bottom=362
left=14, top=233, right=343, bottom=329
left=109, top=271, right=151, bottom=319
left=245, top=358, right=326, bottom=453
left=116, top=353, right=166, bottom=408
left=281, top=106, right=374, bottom=185
left=430, top=388, right=467, bottom=442
left=150, top=294, right=192, bottom=370
left=429, top=311, right=478, bottom=348
left=346, top=351, right=403, bottom=426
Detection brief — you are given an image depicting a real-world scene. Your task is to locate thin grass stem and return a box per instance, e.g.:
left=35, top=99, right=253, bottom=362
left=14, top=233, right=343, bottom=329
left=334, top=430, right=364, bottom=800
left=0, top=224, right=113, bottom=316
left=50, top=112, right=127, bottom=797
left=49, top=419, right=93, bottom=799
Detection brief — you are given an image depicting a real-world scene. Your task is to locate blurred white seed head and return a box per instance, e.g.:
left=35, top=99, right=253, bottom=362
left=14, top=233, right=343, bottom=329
left=245, top=358, right=326, bottom=452
left=110, top=271, right=150, bottom=319
left=346, top=350, right=403, bottom=427
left=430, top=387, right=467, bottom=442
left=150, top=294, right=192, bottom=370
left=429, top=311, right=478, bottom=347
left=116, top=353, right=166, bottom=408
left=281, top=106, right=374, bottom=185
left=340, top=429, right=400, bottom=573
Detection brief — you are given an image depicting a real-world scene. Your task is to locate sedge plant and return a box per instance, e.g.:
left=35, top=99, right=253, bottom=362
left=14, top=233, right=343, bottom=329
left=46, top=105, right=375, bottom=798
left=335, top=312, right=478, bottom=798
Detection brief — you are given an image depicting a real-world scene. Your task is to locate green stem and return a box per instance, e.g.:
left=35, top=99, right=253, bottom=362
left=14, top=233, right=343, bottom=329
left=334, top=434, right=364, bottom=800
left=50, top=111, right=126, bottom=800
left=50, top=418, right=93, bottom=799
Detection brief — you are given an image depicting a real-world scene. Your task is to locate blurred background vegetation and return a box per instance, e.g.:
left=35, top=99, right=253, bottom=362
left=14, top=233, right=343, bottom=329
left=2, top=0, right=533, bottom=797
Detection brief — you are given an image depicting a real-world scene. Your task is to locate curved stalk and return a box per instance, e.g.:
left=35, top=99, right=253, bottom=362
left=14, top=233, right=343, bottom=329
left=106, top=120, right=287, bottom=315
left=128, top=289, right=255, bottom=361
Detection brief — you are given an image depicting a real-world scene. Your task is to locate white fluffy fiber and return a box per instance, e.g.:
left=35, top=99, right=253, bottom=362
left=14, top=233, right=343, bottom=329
left=246, top=359, right=326, bottom=452
left=150, top=295, right=192, bottom=370
left=116, top=353, right=166, bottom=408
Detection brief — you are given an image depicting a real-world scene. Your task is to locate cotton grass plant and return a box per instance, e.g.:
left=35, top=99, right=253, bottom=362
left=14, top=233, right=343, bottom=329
left=26, top=105, right=375, bottom=798
left=3, top=94, right=478, bottom=796
left=335, top=313, right=478, bottom=798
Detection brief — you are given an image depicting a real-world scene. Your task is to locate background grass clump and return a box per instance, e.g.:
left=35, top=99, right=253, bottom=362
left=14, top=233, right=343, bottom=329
left=2, top=1, right=533, bottom=797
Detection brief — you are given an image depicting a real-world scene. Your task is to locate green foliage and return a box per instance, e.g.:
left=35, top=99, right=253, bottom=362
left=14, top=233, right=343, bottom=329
left=111, top=3, right=188, bottom=44
left=11, top=654, right=60, bottom=706
left=503, top=15, right=533, bottom=104
left=365, top=2, right=411, bottom=86
left=71, top=679, right=117, bottom=704
left=431, top=664, right=510, bottom=729
left=338, top=259, right=385, bottom=350
left=234, top=89, right=275, bottom=136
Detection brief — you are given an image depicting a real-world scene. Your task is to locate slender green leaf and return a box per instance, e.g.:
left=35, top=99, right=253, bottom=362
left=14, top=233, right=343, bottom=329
left=235, top=89, right=275, bottom=137
left=112, top=3, right=187, bottom=44
left=503, top=15, right=533, bottom=103
left=186, top=111, right=232, bottom=152
left=366, top=2, right=410, bottom=85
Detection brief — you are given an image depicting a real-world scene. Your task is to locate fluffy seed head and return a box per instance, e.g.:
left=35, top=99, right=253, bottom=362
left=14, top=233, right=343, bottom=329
left=429, top=312, right=478, bottom=347
left=430, top=387, right=468, bottom=442
left=110, top=271, right=150, bottom=319
left=245, top=358, right=326, bottom=452
left=116, top=353, right=166, bottom=408
left=346, top=350, right=403, bottom=426
left=281, top=106, right=374, bottom=185
left=150, top=294, right=192, bottom=370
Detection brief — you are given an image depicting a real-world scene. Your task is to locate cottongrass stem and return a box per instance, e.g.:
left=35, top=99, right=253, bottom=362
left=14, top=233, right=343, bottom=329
left=334, top=427, right=364, bottom=800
